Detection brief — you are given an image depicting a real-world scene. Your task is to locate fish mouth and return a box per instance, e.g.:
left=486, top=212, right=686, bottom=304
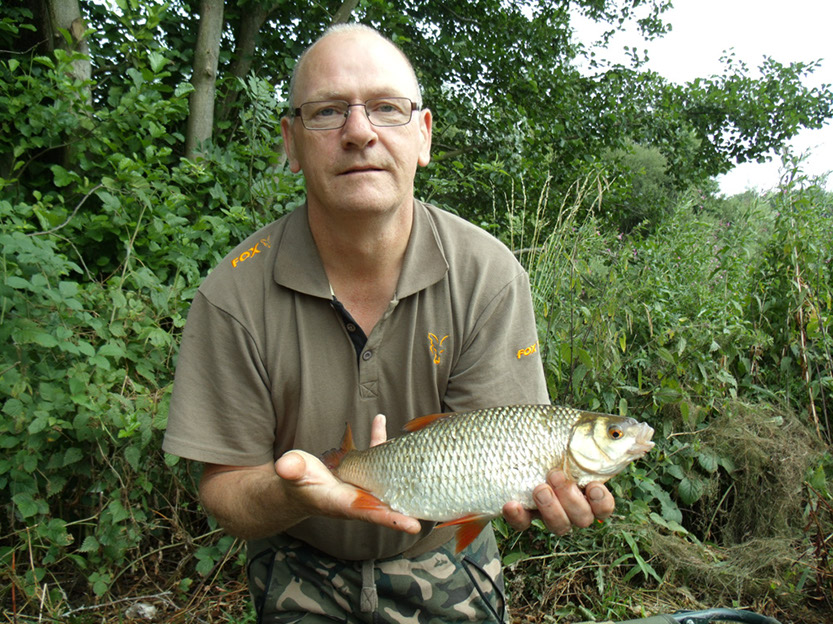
left=630, top=424, right=656, bottom=455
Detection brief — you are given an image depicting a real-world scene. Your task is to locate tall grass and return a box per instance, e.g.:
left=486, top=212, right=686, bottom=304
left=497, top=167, right=832, bottom=623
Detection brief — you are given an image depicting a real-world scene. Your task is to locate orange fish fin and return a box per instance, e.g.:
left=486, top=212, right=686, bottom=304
left=436, top=514, right=492, bottom=553
left=322, top=423, right=356, bottom=470
left=350, top=489, right=387, bottom=511
left=403, top=412, right=452, bottom=432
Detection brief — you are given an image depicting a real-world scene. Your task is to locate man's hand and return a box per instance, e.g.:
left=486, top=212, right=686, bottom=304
left=200, top=414, right=421, bottom=539
left=275, top=444, right=421, bottom=534
left=501, top=470, right=615, bottom=535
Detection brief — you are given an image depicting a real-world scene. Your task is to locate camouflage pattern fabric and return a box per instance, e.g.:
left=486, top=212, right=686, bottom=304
left=247, top=527, right=507, bottom=623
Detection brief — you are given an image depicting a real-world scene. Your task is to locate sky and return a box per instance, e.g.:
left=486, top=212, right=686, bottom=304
left=574, top=0, right=833, bottom=196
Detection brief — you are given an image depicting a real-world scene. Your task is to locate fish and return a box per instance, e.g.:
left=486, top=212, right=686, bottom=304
left=322, top=404, right=655, bottom=552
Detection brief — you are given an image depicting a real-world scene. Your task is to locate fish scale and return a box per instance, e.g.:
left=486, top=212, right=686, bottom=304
left=328, top=404, right=654, bottom=535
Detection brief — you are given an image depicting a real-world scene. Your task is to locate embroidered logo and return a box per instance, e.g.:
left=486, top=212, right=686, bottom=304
left=232, top=235, right=271, bottom=268
left=428, top=333, right=448, bottom=365
left=516, top=341, right=539, bottom=359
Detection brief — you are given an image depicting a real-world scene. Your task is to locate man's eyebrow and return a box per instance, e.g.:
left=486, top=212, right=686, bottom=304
left=303, top=89, right=413, bottom=102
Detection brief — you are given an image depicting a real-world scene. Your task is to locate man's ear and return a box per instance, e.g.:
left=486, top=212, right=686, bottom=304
left=281, top=116, right=302, bottom=173
left=417, top=108, right=433, bottom=167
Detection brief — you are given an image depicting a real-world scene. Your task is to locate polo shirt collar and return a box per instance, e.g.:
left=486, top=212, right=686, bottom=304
left=273, top=200, right=449, bottom=300
left=397, top=199, right=449, bottom=298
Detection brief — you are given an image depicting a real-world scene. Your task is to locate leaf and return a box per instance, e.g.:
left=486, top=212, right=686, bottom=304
left=696, top=450, right=719, bottom=473
left=13, top=492, right=40, bottom=518
left=50, top=164, right=77, bottom=187
left=4, top=275, right=30, bottom=290
left=653, top=387, right=681, bottom=404
left=2, top=398, right=24, bottom=418
left=63, top=447, right=84, bottom=466
left=124, top=445, right=141, bottom=471
left=502, top=550, right=527, bottom=566
left=79, top=535, right=100, bottom=553
left=148, top=50, right=168, bottom=73
left=656, top=347, right=676, bottom=365
left=15, top=326, right=58, bottom=348
left=98, top=342, right=126, bottom=359
left=678, top=476, right=705, bottom=505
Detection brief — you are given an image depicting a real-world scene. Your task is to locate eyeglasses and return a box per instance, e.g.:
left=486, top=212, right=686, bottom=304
left=292, top=97, right=419, bottom=130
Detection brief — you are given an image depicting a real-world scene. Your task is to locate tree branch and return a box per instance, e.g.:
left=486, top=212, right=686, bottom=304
left=331, top=0, right=360, bottom=25
left=27, top=184, right=103, bottom=237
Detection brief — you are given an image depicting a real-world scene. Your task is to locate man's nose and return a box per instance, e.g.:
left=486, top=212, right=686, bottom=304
left=340, top=105, right=377, bottom=148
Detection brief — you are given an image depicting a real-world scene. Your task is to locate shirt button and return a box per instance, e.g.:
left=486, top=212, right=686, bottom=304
left=346, top=323, right=357, bottom=333
left=362, top=350, right=373, bottom=361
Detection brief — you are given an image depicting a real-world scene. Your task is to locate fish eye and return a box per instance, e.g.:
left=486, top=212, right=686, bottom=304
left=608, top=426, right=623, bottom=440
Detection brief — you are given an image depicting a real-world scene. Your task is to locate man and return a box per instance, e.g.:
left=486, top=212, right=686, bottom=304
left=163, top=23, right=614, bottom=623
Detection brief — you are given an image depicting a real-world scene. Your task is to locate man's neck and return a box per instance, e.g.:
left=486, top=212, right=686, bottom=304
left=308, top=200, right=414, bottom=334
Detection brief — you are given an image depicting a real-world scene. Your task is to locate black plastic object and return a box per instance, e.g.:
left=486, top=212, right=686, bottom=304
left=615, top=608, right=781, bottom=624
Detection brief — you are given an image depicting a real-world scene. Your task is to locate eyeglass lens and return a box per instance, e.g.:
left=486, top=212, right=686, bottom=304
left=298, top=97, right=415, bottom=129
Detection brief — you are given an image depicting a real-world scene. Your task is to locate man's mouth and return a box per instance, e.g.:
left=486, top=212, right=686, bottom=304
left=340, top=165, right=384, bottom=175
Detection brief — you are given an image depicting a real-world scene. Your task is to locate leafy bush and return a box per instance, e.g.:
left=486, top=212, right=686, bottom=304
left=0, top=22, right=302, bottom=618
left=2, top=6, right=831, bottom=622
left=497, top=165, right=832, bottom=621
left=600, top=142, right=679, bottom=233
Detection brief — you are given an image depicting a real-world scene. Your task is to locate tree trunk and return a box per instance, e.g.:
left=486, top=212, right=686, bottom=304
left=215, top=0, right=360, bottom=125
left=186, top=0, right=225, bottom=160
left=216, top=2, right=276, bottom=123
left=46, top=0, right=91, bottom=88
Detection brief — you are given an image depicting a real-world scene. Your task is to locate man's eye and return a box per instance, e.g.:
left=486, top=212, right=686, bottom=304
left=371, top=101, right=400, bottom=114
left=315, top=106, right=341, bottom=118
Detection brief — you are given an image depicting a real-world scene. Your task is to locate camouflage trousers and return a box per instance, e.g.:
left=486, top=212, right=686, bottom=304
left=247, top=528, right=507, bottom=624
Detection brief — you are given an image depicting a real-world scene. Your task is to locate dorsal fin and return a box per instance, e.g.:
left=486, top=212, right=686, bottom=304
left=403, top=412, right=452, bottom=432
left=321, top=423, right=355, bottom=470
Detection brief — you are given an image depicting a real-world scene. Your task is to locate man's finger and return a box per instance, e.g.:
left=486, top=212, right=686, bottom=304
left=502, top=500, right=533, bottom=531
left=541, top=471, right=596, bottom=531
left=370, top=413, right=387, bottom=447
left=585, top=482, right=615, bottom=520
left=533, top=481, right=572, bottom=535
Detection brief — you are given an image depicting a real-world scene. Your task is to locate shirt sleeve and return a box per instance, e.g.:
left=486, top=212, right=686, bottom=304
left=443, top=268, right=549, bottom=412
left=162, top=291, right=277, bottom=466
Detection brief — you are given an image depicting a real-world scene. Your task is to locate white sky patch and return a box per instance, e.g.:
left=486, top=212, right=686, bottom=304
left=572, top=0, right=833, bottom=194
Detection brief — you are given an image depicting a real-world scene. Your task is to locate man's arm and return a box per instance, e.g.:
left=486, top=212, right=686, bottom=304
left=198, top=414, right=423, bottom=540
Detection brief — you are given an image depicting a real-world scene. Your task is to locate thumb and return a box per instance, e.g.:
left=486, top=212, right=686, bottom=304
left=275, top=451, right=308, bottom=482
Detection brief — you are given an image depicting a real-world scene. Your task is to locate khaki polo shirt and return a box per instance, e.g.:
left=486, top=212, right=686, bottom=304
left=163, top=199, right=549, bottom=560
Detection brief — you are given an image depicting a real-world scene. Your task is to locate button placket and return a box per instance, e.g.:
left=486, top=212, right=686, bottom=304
left=357, top=299, right=397, bottom=401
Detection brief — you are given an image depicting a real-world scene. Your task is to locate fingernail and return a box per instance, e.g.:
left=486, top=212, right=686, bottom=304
left=548, top=471, right=567, bottom=489
left=534, top=486, right=553, bottom=506
left=588, top=486, right=605, bottom=502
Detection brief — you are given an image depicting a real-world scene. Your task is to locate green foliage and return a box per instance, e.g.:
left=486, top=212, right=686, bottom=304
left=600, top=142, right=679, bottom=233
left=2, top=1, right=832, bottom=621
left=0, top=10, right=303, bottom=617
left=496, top=163, right=832, bottom=620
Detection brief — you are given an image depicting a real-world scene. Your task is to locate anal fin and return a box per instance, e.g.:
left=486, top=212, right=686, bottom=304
left=436, top=514, right=493, bottom=553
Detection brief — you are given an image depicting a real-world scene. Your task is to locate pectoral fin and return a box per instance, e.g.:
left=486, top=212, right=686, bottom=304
left=350, top=489, right=387, bottom=511
left=435, top=514, right=493, bottom=553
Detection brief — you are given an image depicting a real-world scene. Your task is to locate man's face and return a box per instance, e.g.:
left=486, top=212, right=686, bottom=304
left=281, top=32, right=432, bottom=218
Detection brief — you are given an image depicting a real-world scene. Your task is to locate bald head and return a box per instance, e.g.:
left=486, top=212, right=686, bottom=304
left=287, top=24, right=422, bottom=109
